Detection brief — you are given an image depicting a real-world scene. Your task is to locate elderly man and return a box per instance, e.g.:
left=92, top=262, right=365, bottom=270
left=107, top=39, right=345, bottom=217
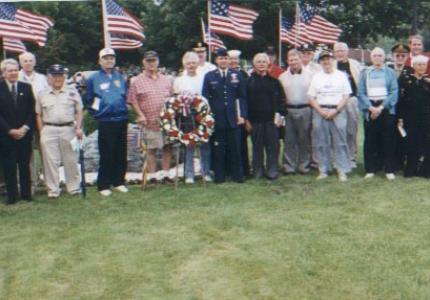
left=308, top=51, right=352, bottom=182
left=36, top=65, right=83, bottom=198
left=333, top=42, right=361, bottom=167
left=298, top=44, right=321, bottom=75
left=358, top=47, right=399, bottom=180
left=86, top=48, right=129, bottom=196
left=228, top=49, right=250, bottom=177
left=202, top=48, right=247, bottom=183
left=246, top=53, right=285, bottom=179
left=193, top=43, right=216, bottom=76
left=0, top=59, right=35, bottom=204
left=405, top=35, right=430, bottom=74
left=173, top=51, right=211, bottom=183
left=18, top=52, right=49, bottom=97
left=128, top=50, right=173, bottom=184
left=279, top=49, right=313, bottom=174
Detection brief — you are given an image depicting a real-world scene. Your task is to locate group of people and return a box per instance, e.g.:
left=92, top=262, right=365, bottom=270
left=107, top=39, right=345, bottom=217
left=1, top=33, right=429, bottom=204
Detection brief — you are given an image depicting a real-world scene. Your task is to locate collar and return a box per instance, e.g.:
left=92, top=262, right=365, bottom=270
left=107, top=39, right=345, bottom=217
left=144, top=70, right=160, bottom=80
left=289, top=68, right=302, bottom=75
left=5, top=80, right=17, bottom=90
left=48, top=85, right=67, bottom=94
left=218, top=68, right=229, bottom=74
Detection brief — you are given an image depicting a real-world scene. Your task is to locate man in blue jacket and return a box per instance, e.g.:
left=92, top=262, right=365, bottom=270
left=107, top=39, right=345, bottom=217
left=202, top=48, right=247, bottom=183
left=86, top=48, right=129, bottom=196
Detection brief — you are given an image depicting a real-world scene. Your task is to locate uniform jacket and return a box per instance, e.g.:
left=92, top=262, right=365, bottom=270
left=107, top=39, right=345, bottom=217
left=202, top=68, right=247, bottom=130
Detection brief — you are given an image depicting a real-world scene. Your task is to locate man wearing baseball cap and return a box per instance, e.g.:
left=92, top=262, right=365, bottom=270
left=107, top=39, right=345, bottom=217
left=86, top=48, right=129, bottom=196
left=308, top=50, right=352, bottom=182
left=36, top=64, right=83, bottom=198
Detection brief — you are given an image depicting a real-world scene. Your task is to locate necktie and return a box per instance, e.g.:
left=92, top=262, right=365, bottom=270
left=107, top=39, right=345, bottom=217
left=222, top=71, right=226, bottom=84
left=11, top=84, right=17, bottom=105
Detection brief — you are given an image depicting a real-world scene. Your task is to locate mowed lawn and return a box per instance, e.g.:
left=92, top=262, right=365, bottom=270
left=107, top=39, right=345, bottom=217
left=1, top=166, right=430, bottom=300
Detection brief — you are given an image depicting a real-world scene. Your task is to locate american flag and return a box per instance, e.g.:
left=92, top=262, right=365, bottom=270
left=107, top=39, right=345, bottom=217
left=110, top=33, right=142, bottom=50
left=280, top=16, right=311, bottom=47
left=210, top=0, right=259, bottom=41
left=299, top=1, right=341, bottom=45
left=106, top=0, right=145, bottom=43
left=0, top=3, right=41, bottom=43
left=201, top=19, right=226, bottom=52
left=3, top=37, right=27, bottom=54
left=15, top=8, right=54, bottom=47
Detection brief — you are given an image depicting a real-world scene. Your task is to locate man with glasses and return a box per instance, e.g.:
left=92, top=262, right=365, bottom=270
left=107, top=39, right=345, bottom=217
left=405, top=35, right=430, bottom=75
left=391, top=44, right=413, bottom=78
left=298, top=44, right=321, bottom=75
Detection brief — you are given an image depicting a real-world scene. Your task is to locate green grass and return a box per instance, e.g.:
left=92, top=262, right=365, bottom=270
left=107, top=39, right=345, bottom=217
left=1, top=169, right=430, bottom=299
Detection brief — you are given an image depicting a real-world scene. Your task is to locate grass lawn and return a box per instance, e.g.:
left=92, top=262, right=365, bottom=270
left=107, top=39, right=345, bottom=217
left=1, top=167, right=430, bottom=299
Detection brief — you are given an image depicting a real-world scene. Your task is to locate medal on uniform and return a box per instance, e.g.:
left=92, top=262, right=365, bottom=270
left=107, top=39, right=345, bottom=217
left=231, top=73, right=239, bottom=83
left=114, top=80, right=121, bottom=88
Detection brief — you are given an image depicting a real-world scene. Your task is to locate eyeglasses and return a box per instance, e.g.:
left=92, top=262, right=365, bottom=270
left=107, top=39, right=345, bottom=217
left=394, top=54, right=407, bottom=58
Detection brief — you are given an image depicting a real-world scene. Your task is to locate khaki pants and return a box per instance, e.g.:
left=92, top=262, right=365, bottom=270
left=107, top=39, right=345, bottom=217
left=40, top=126, right=80, bottom=197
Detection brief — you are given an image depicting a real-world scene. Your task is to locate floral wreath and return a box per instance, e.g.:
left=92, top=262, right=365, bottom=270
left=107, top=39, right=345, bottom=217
left=160, top=94, right=215, bottom=146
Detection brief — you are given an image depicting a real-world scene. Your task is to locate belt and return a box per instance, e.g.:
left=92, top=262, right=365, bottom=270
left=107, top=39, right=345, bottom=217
left=370, top=100, right=384, bottom=107
left=44, top=122, right=74, bottom=127
left=320, top=105, right=338, bottom=109
left=287, top=104, right=309, bottom=109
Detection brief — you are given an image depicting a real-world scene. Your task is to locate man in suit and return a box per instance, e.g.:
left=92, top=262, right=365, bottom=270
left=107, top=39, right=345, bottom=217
left=0, top=59, right=35, bottom=204
left=202, top=48, right=247, bottom=183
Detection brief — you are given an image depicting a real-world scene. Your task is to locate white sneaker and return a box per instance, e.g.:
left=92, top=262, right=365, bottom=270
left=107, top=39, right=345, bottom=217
left=316, top=173, right=328, bottom=180
left=203, top=175, right=213, bottom=182
left=386, top=173, right=396, bottom=181
left=185, top=178, right=194, bottom=184
left=338, top=172, right=348, bottom=182
left=100, top=189, right=112, bottom=197
left=364, top=173, right=375, bottom=179
left=114, top=185, right=128, bottom=193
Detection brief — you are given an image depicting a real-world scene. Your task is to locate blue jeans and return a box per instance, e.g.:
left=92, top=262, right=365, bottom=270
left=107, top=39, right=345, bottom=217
left=184, top=142, right=211, bottom=179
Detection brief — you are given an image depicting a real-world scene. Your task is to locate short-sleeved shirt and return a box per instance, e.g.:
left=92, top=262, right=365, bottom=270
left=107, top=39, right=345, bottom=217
left=127, top=71, right=173, bottom=131
left=279, top=68, right=313, bottom=106
left=173, top=73, right=204, bottom=95
left=36, top=86, right=83, bottom=124
left=308, top=70, right=352, bottom=106
left=19, top=70, right=49, bottom=98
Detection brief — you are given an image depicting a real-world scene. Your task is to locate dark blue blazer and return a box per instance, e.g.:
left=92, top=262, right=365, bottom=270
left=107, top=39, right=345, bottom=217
left=202, top=68, right=247, bottom=130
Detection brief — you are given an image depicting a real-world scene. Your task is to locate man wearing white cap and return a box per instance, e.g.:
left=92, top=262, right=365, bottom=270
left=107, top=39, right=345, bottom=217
left=86, top=48, right=129, bottom=196
left=228, top=49, right=250, bottom=177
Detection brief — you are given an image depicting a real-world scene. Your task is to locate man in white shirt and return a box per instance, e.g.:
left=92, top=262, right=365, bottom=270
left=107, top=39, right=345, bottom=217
left=308, top=50, right=352, bottom=181
left=333, top=42, right=362, bottom=167
left=193, top=43, right=216, bottom=76
left=279, top=49, right=313, bottom=174
left=18, top=52, right=49, bottom=97
left=298, top=44, right=322, bottom=75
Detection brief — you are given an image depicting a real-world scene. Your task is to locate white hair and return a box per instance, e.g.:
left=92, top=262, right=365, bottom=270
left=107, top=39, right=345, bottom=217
left=371, top=47, right=385, bottom=58
left=1, top=58, right=19, bottom=73
left=18, top=52, right=36, bottom=66
left=333, top=42, right=348, bottom=51
left=182, top=51, right=199, bottom=66
left=287, top=49, right=301, bottom=59
left=412, top=55, right=429, bottom=65
left=253, top=53, right=270, bottom=65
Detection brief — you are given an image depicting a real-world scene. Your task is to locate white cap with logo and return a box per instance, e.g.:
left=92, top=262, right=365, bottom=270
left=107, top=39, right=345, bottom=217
left=99, top=48, right=116, bottom=59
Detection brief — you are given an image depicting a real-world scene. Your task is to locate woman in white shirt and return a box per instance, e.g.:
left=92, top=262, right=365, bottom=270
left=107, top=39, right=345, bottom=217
left=173, top=52, right=212, bottom=183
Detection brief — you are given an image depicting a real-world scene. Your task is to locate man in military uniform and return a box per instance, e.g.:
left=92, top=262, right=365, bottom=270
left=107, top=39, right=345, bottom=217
left=36, top=65, right=83, bottom=198
left=202, top=48, right=247, bottom=183
left=228, top=49, right=250, bottom=177
left=391, top=43, right=413, bottom=78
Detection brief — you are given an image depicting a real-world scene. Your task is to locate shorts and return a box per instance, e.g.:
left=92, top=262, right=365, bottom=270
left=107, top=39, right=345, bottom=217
left=143, top=129, right=165, bottom=150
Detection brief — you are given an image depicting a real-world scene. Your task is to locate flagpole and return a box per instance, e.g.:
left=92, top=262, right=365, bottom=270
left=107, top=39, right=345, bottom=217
left=295, top=1, right=299, bottom=47
left=207, top=0, right=212, bottom=62
left=278, top=7, right=282, bottom=66
left=2, top=38, right=6, bottom=59
left=101, top=0, right=111, bottom=48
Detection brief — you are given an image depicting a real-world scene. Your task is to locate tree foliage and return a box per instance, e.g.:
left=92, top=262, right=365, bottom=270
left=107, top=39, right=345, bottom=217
left=4, top=0, right=430, bottom=72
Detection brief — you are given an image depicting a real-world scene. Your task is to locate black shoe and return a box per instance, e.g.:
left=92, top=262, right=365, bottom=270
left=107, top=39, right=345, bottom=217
left=161, top=177, right=174, bottom=184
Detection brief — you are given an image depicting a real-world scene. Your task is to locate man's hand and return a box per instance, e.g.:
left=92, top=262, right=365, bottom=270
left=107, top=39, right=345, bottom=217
left=75, top=127, right=83, bottom=139
left=8, top=129, right=25, bottom=140
left=136, top=115, right=147, bottom=127
left=397, top=119, right=404, bottom=128
left=237, top=116, right=245, bottom=125
left=245, top=120, right=252, bottom=132
left=325, top=110, right=338, bottom=120
left=369, top=106, right=383, bottom=120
